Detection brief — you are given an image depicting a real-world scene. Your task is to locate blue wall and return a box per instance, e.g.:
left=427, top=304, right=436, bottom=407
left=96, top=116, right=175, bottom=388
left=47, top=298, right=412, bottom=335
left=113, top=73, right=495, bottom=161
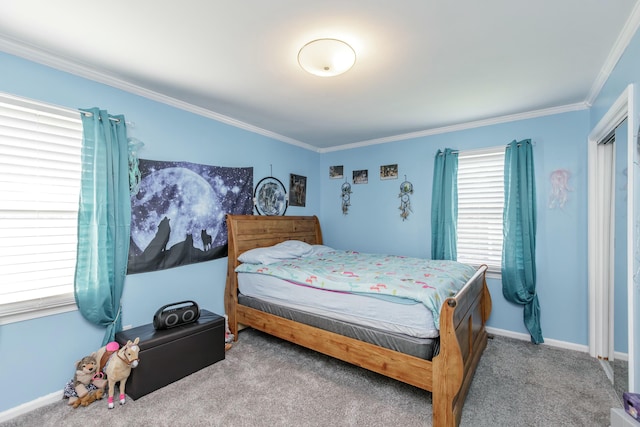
left=1, top=21, right=640, bottom=412
left=320, top=111, right=590, bottom=344
left=0, top=52, right=319, bottom=412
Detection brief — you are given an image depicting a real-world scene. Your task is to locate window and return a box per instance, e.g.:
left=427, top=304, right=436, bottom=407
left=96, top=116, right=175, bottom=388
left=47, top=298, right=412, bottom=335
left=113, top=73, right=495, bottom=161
left=456, top=146, right=505, bottom=275
left=0, top=92, right=83, bottom=324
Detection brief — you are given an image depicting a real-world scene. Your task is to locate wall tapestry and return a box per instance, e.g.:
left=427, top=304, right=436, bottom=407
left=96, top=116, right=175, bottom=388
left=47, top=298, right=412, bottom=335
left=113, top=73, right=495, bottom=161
left=127, top=159, right=253, bottom=274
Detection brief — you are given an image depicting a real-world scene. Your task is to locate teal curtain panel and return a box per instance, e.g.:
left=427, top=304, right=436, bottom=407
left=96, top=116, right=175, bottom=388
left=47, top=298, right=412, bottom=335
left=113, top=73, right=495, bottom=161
left=501, top=139, right=543, bottom=344
left=75, top=108, right=131, bottom=345
left=431, top=148, right=458, bottom=260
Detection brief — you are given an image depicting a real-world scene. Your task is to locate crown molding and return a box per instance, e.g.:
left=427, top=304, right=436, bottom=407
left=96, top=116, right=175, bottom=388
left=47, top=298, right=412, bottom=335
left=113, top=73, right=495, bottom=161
left=0, top=26, right=625, bottom=155
left=0, top=35, right=319, bottom=153
left=585, top=1, right=640, bottom=106
left=319, top=102, right=588, bottom=153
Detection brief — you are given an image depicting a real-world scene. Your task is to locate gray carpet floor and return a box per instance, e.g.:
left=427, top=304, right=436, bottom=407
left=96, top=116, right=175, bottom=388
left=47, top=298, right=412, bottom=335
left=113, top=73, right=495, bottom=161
left=1, top=330, right=623, bottom=427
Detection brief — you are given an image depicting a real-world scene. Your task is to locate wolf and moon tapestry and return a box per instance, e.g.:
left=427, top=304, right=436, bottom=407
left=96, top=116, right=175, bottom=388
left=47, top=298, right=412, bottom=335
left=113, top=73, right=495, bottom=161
left=127, top=159, right=253, bottom=274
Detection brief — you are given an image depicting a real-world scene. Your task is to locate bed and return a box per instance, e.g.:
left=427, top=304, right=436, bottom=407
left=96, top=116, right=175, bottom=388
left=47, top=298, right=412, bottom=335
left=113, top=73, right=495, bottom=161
left=225, top=214, right=491, bottom=427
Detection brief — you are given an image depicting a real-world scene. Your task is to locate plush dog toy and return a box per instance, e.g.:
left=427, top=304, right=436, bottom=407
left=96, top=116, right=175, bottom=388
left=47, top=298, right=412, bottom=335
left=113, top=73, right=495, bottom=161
left=72, top=354, right=98, bottom=399
left=72, top=388, right=104, bottom=408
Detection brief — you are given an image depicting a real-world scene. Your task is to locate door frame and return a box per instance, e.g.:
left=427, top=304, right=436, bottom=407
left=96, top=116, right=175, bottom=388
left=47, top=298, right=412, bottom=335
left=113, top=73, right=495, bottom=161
left=587, top=83, right=637, bottom=391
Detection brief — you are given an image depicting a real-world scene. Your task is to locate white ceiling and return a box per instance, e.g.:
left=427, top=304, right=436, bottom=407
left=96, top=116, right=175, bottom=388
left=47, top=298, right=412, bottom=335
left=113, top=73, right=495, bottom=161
left=1, top=1, right=639, bottom=152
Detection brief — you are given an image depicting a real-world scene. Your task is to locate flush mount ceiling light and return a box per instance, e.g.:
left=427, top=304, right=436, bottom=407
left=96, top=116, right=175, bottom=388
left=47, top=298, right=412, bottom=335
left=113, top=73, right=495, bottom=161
left=297, top=38, right=356, bottom=77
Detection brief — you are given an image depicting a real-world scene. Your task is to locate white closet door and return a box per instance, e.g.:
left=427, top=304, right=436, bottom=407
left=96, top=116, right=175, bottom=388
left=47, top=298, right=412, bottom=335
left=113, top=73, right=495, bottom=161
left=628, top=84, right=639, bottom=392
left=593, top=140, right=615, bottom=360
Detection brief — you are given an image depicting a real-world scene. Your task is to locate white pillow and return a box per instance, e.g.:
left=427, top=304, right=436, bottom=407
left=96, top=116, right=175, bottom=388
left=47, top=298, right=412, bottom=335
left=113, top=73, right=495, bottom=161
left=273, top=240, right=314, bottom=255
left=304, top=244, right=335, bottom=257
left=238, top=240, right=313, bottom=264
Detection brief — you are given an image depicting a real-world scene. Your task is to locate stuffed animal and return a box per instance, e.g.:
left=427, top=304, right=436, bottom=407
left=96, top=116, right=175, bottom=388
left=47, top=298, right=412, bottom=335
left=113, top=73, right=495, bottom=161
left=91, top=371, right=107, bottom=390
left=95, top=338, right=140, bottom=408
left=73, top=354, right=98, bottom=398
left=224, top=314, right=233, bottom=351
left=72, top=388, right=104, bottom=408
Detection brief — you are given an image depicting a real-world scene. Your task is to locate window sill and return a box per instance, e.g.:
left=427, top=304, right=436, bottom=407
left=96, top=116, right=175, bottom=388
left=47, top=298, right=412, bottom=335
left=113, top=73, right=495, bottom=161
left=485, top=270, right=502, bottom=280
left=464, top=263, right=501, bottom=280
left=0, top=294, right=78, bottom=325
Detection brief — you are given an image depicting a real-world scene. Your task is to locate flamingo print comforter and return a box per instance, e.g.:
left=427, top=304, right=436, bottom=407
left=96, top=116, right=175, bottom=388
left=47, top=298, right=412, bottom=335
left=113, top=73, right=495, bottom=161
left=235, top=250, right=476, bottom=329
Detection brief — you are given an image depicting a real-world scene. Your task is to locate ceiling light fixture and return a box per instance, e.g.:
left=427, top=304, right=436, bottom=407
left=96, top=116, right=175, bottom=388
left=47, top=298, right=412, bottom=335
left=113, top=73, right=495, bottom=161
left=297, top=38, right=356, bottom=77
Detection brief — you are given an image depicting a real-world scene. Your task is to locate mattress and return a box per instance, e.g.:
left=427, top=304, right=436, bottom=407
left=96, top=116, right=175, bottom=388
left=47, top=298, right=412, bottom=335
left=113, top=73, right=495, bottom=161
left=238, top=272, right=439, bottom=338
left=235, top=248, right=477, bottom=331
left=238, top=294, right=439, bottom=360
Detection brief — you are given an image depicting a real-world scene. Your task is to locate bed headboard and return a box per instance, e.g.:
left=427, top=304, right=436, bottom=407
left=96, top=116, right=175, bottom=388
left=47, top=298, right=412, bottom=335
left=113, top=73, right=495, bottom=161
left=225, top=214, right=323, bottom=332
left=226, top=214, right=323, bottom=266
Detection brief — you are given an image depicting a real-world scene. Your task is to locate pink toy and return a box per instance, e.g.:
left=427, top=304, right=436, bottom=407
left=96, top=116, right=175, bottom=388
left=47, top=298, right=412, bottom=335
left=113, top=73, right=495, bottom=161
left=106, top=341, right=119, bottom=352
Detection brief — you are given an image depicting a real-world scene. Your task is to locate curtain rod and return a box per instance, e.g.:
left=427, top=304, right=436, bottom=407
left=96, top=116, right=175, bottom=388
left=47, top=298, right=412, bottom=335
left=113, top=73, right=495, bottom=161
left=505, top=140, right=536, bottom=149
left=80, top=110, right=120, bottom=123
left=79, top=110, right=135, bottom=127
left=438, top=140, right=536, bottom=155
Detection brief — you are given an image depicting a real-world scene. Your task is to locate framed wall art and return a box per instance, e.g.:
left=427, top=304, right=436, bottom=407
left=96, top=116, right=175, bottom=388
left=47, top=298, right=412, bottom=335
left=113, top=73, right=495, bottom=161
left=329, top=165, right=344, bottom=179
left=380, top=164, right=398, bottom=180
left=289, top=173, right=307, bottom=207
left=353, top=169, right=368, bottom=184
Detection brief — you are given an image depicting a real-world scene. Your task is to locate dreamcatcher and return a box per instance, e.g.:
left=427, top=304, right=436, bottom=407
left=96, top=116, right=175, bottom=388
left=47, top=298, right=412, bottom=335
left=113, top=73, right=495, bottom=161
left=341, top=181, right=352, bottom=215
left=398, top=176, right=413, bottom=221
left=254, top=165, right=288, bottom=216
left=128, top=137, right=144, bottom=196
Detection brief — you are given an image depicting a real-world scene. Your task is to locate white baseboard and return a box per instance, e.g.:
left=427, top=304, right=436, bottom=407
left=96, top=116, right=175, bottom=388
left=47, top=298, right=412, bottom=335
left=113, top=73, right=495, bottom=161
left=0, top=390, right=61, bottom=423
left=487, top=326, right=587, bottom=352
left=614, top=352, right=629, bottom=362
left=486, top=326, right=629, bottom=361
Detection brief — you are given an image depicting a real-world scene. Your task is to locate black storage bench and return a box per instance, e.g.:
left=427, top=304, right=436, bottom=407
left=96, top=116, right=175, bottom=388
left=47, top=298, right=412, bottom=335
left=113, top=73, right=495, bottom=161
left=115, top=309, right=225, bottom=400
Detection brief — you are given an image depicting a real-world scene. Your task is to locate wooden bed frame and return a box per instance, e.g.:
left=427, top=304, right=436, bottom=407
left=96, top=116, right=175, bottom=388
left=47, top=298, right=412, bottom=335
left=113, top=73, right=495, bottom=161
left=225, top=214, right=492, bottom=427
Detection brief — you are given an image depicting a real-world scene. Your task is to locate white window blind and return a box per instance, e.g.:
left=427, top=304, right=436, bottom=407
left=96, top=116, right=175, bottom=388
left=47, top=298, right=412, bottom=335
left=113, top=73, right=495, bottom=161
left=0, top=93, right=82, bottom=322
left=456, top=146, right=505, bottom=274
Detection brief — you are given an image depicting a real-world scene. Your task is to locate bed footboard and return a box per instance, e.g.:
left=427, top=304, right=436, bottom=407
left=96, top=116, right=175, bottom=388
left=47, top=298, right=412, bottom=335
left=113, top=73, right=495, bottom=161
left=433, top=265, right=491, bottom=426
